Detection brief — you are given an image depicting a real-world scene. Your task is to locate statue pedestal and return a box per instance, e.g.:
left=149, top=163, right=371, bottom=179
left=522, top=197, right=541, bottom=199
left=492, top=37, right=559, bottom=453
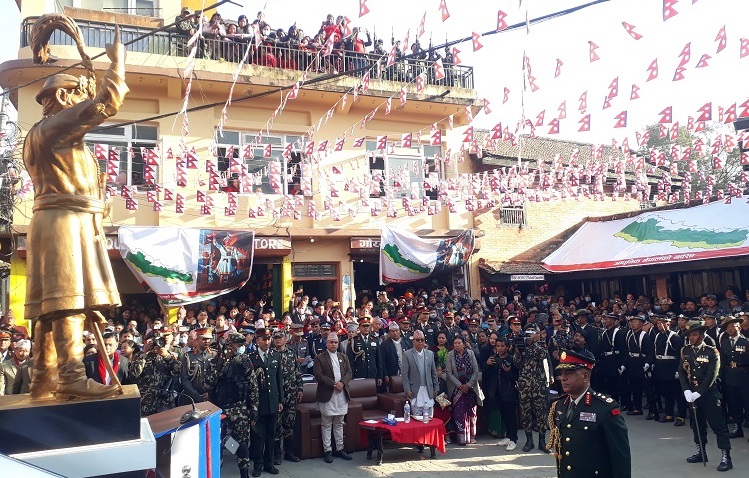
left=0, top=385, right=156, bottom=477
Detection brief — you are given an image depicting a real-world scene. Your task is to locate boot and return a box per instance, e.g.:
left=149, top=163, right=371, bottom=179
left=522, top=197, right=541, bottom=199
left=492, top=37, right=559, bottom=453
left=30, top=319, right=58, bottom=399
left=239, top=469, right=250, bottom=478
left=686, top=443, right=708, bottom=463
left=728, top=424, right=744, bottom=439
left=54, top=314, right=121, bottom=399
left=538, top=432, right=550, bottom=454
left=284, top=437, right=300, bottom=462
left=273, top=440, right=283, bottom=465
left=717, top=449, right=733, bottom=472
left=522, top=432, right=535, bottom=452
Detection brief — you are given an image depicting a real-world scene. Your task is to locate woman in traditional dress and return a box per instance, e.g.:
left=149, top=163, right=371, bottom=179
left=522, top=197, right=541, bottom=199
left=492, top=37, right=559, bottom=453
left=445, top=336, right=484, bottom=445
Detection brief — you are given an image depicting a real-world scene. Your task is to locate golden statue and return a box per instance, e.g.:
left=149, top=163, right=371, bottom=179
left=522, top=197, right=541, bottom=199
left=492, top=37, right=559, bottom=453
left=23, top=15, right=128, bottom=399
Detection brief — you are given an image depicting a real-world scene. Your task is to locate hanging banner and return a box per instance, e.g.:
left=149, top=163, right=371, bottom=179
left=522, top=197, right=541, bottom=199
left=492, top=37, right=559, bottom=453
left=118, top=227, right=255, bottom=305
left=542, top=198, right=749, bottom=272
left=380, top=226, right=474, bottom=284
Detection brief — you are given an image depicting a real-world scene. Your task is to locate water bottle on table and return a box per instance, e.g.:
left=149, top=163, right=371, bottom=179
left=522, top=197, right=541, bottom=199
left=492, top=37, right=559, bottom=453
left=404, top=400, right=411, bottom=423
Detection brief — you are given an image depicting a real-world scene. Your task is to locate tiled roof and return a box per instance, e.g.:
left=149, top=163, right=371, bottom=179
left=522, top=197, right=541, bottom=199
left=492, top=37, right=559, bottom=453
left=476, top=132, right=627, bottom=165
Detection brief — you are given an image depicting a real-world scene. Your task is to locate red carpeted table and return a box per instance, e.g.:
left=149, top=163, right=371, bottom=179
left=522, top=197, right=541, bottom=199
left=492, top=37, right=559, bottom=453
left=359, top=418, right=447, bottom=464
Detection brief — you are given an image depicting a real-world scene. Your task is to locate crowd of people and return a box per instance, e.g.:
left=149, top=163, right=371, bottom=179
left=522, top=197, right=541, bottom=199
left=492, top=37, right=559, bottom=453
left=173, top=7, right=460, bottom=85
left=2, top=285, right=748, bottom=475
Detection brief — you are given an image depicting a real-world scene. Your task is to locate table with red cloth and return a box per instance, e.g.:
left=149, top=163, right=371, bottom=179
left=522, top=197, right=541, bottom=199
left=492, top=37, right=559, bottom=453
left=359, top=418, right=447, bottom=464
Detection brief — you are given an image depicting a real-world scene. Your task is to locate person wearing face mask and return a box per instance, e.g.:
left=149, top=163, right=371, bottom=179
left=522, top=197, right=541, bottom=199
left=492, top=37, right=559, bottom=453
left=205, top=332, right=259, bottom=478
left=129, top=329, right=182, bottom=416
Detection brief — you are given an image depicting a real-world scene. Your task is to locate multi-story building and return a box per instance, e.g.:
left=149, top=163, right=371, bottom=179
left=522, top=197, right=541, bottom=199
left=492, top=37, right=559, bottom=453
left=0, top=1, right=481, bottom=319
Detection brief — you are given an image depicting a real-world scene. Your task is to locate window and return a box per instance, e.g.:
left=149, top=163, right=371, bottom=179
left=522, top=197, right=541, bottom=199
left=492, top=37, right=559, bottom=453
left=499, top=205, right=527, bottom=226
left=85, top=124, right=158, bottom=187
left=366, top=141, right=441, bottom=199
left=215, top=131, right=304, bottom=194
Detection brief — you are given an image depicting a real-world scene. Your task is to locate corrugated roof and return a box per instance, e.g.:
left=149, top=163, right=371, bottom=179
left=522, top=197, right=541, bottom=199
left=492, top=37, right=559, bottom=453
left=476, top=132, right=626, bottom=165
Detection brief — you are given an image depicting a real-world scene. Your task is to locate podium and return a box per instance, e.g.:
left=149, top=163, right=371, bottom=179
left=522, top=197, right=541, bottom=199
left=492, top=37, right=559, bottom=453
left=0, top=385, right=156, bottom=477
left=146, top=402, right=222, bottom=478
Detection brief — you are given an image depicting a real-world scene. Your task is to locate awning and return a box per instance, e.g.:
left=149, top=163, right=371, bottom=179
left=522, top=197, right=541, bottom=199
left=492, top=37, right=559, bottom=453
left=542, top=198, right=749, bottom=272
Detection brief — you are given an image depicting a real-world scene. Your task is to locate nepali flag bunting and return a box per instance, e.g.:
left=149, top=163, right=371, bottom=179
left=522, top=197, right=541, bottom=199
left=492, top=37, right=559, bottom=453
left=439, top=0, right=450, bottom=22
left=658, top=106, right=673, bottom=124
left=578, top=114, right=591, bottom=132
left=622, top=22, right=643, bottom=40
left=554, top=59, right=563, bottom=78
left=614, top=111, right=627, bottom=128
left=589, top=41, right=600, bottom=62
left=695, top=54, right=711, bottom=68
left=359, top=0, right=370, bottom=17
left=497, top=10, right=508, bottom=31
left=715, top=25, right=727, bottom=53
left=663, top=0, right=678, bottom=21
left=696, top=102, right=712, bottom=121
left=433, top=59, right=445, bottom=80
left=646, top=59, right=659, bottom=81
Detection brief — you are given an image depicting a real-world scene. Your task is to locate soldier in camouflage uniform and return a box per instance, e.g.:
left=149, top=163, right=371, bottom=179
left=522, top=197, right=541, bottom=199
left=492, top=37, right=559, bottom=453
left=513, top=323, right=552, bottom=454
left=272, top=330, right=302, bottom=464
left=129, top=329, right=182, bottom=416
left=205, top=332, right=259, bottom=478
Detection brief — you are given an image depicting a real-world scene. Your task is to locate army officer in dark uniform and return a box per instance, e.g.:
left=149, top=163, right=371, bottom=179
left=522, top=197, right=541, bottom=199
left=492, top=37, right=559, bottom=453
left=548, top=349, right=631, bottom=478
left=248, top=328, right=284, bottom=477
left=346, top=316, right=383, bottom=386
left=679, top=321, right=732, bottom=471
left=718, top=316, right=749, bottom=439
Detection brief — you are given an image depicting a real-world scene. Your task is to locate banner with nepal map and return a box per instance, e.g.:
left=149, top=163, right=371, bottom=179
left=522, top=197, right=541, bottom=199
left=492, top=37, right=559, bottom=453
left=542, top=198, right=749, bottom=272
left=380, top=225, right=474, bottom=284
left=118, top=227, right=255, bottom=306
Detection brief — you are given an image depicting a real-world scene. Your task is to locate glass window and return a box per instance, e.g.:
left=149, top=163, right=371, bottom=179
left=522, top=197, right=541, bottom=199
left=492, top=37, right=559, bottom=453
left=216, top=131, right=305, bottom=194
left=85, top=124, right=158, bottom=188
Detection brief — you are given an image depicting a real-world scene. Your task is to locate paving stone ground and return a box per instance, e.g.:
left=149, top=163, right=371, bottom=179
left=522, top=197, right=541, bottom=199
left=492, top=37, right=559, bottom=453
left=221, top=415, right=749, bottom=477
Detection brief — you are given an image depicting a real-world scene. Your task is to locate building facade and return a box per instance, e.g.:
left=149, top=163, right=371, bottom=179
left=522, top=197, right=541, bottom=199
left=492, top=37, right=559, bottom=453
left=1, top=1, right=483, bottom=320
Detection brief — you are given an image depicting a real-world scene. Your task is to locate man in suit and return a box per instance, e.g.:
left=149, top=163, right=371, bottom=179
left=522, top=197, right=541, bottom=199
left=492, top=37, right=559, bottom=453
left=401, top=330, right=439, bottom=418
left=549, top=349, right=631, bottom=478
left=248, top=328, right=284, bottom=477
left=312, top=333, right=353, bottom=463
left=83, top=332, right=129, bottom=385
left=0, top=330, right=14, bottom=362
left=380, top=322, right=405, bottom=386
left=0, top=338, right=31, bottom=394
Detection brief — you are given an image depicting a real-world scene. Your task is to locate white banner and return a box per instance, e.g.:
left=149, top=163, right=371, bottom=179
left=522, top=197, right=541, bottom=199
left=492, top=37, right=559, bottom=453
left=380, top=226, right=474, bottom=284
left=118, top=227, right=255, bottom=305
left=542, top=198, right=749, bottom=272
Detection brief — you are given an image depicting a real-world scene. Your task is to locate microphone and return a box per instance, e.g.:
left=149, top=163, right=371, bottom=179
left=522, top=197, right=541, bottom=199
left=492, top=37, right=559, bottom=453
left=176, top=390, right=204, bottom=424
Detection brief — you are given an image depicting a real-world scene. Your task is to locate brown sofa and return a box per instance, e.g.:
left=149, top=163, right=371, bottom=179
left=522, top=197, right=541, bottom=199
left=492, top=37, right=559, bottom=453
left=347, top=378, right=405, bottom=451
left=381, top=375, right=407, bottom=411
left=293, top=382, right=360, bottom=459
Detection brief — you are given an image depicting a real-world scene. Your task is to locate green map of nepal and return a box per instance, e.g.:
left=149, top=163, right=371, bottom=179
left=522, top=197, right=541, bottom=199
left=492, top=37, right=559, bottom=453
left=382, top=244, right=431, bottom=274
left=615, top=218, right=749, bottom=249
left=125, top=250, right=194, bottom=283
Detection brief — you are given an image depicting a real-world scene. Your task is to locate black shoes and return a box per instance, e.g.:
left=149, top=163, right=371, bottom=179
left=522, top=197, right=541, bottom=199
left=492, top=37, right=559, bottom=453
left=252, top=470, right=262, bottom=477
left=263, top=466, right=279, bottom=475
left=285, top=451, right=301, bottom=462
left=333, top=450, right=353, bottom=460
left=626, top=410, right=643, bottom=416
left=658, top=416, right=674, bottom=423
left=522, top=432, right=535, bottom=453
left=686, top=444, right=708, bottom=464
left=674, top=418, right=686, bottom=427
left=538, top=433, right=550, bottom=454
left=717, top=449, right=733, bottom=472
left=645, top=413, right=657, bottom=420
left=324, top=451, right=334, bottom=463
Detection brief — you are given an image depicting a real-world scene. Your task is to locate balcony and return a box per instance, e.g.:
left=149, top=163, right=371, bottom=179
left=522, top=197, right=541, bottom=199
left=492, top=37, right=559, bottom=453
left=19, top=17, right=475, bottom=90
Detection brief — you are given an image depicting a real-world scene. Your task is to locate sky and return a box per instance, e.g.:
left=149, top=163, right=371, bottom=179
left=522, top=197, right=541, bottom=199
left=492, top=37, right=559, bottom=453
left=2, top=0, right=748, bottom=145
